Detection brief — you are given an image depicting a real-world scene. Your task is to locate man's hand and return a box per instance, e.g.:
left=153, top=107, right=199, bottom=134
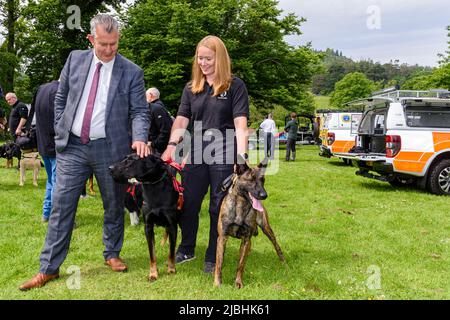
left=132, top=141, right=150, bottom=158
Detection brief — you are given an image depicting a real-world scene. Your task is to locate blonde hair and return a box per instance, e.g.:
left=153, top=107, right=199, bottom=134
left=190, top=35, right=232, bottom=96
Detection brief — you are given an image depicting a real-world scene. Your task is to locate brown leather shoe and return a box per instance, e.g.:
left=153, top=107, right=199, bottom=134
left=105, top=257, right=128, bottom=272
left=19, top=273, right=59, bottom=291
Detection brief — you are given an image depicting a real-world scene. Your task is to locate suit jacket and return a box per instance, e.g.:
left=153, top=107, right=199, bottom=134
left=31, top=80, right=59, bottom=157
left=54, top=49, right=149, bottom=162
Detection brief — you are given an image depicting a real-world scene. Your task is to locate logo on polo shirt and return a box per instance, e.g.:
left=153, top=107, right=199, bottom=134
left=218, top=91, right=228, bottom=100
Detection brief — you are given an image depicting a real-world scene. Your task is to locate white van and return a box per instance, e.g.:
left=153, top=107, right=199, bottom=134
left=335, top=88, right=450, bottom=195
left=319, top=111, right=362, bottom=163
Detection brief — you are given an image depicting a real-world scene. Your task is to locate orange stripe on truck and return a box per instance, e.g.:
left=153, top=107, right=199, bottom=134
left=433, top=132, right=450, bottom=152
left=393, top=152, right=433, bottom=173
left=331, top=140, right=355, bottom=153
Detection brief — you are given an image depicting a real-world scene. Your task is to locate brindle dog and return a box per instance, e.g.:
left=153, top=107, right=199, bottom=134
left=109, top=154, right=180, bottom=281
left=214, top=158, right=285, bottom=288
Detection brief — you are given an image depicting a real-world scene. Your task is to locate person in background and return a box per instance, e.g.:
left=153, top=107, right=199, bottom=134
left=29, top=80, right=59, bottom=223
left=146, top=87, right=173, bottom=156
left=259, top=113, right=276, bottom=159
left=284, top=112, right=298, bottom=161
left=5, top=92, right=28, bottom=140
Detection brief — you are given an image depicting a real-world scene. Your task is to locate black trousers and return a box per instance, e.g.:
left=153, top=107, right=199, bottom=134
left=177, top=163, right=234, bottom=263
left=286, top=138, right=296, bottom=160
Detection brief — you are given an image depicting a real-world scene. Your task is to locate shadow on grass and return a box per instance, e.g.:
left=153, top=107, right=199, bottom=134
left=357, top=180, right=425, bottom=195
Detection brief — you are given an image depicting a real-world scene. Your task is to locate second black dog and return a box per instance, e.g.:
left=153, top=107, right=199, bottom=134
left=0, top=142, right=21, bottom=168
left=124, top=182, right=143, bottom=226
left=109, top=154, right=180, bottom=281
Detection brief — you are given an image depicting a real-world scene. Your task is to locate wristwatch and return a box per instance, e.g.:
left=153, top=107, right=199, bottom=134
left=239, top=152, right=249, bottom=161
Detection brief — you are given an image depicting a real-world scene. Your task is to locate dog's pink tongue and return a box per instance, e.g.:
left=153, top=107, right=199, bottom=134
left=249, top=193, right=263, bottom=212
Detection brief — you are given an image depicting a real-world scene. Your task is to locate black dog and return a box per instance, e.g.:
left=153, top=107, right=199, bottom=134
left=124, top=181, right=143, bottom=226
left=109, top=154, right=180, bottom=281
left=0, top=142, right=21, bottom=168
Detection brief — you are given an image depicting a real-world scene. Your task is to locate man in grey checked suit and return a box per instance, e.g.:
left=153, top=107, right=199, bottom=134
left=19, top=14, right=150, bottom=291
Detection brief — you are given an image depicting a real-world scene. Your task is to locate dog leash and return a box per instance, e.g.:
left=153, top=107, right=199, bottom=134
left=164, top=159, right=185, bottom=210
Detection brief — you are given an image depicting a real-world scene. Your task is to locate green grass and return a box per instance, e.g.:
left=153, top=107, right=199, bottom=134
left=314, top=95, right=331, bottom=110
left=0, top=145, right=449, bottom=299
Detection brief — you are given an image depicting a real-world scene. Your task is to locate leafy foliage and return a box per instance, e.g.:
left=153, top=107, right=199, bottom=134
left=330, top=72, right=374, bottom=108
left=16, top=0, right=125, bottom=94
left=312, top=49, right=433, bottom=95
left=120, top=0, right=321, bottom=114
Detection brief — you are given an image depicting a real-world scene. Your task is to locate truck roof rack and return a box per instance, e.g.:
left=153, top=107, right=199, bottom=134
left=347, top=89, right=450, bottom=107
left=373, top=89, right=450, bottom=101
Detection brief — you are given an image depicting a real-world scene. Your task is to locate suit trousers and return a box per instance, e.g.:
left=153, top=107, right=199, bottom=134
left=177, top=163, right=234, bottom=263
left=39, top=134, right=126, bottom=275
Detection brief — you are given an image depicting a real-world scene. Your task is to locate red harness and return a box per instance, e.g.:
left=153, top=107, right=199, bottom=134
left=164, top=159, right=185, bottom=210
left=126, top=184, right=139, bottom=204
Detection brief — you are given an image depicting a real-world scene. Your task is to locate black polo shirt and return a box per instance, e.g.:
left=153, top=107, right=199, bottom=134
left=177, top=76, right=249, bottom=132
left=177, top=76, right=249, bottom=164
left=9, top=100, right=29, bottom=135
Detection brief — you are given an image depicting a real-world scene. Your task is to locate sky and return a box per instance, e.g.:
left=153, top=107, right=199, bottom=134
left=277, top=0, right=450, bottom=67
left=1, top=0, right=448, bottom=67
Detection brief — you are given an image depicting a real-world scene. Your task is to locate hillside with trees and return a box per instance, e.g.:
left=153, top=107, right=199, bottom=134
left=0, top=1, right=448, bottom=118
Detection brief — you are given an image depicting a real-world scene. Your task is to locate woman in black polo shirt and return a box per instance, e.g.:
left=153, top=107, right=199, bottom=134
left=162, top=35, right=249, bottom=273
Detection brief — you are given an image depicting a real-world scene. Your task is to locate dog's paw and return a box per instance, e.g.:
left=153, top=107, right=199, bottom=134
left=235, top=280, right=244, bottom=289
left=148, top=273, right=158, bottom=282
left=167, top=267, right=176, bottom=275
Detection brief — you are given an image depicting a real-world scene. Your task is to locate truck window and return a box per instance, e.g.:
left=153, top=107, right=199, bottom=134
left=358, top=109, right=386, bottom=134
left=351, top=114, right=362, bottom=134
left=405, top=106, right=450, bottom=128
left=373, top=114, right=385, bottom=134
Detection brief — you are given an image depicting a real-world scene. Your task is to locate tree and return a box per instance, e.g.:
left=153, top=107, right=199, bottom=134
left=438, top=25, right=450, bottom=65
left=0, top=0, right=21, bottom=92
left=120, top=0, right=321, bottom=114
left=17, top=0, right=125, bottom=94
left=330, top=72, right=374, bottom=108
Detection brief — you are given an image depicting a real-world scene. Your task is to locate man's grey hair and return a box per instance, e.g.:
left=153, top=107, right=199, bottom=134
left=146, top=87, right=160, bottom=99
left=5, top=92, right=17, bottom=100
left=90, top=14, right=119, bottom=37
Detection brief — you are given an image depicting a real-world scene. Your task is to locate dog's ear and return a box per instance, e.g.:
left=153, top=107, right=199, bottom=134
left=258, top=157, right=269, bottom=175
left=235, top=163, right=250, bottom=175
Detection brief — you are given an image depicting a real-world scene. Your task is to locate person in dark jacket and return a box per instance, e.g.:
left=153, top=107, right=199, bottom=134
left=284, top=112, right=298, bottom=161
left=5, top=92, right=29, bottom=139
left=29, top=80, right=59, bottom=222
left=145, top=87, right=173, bottom=155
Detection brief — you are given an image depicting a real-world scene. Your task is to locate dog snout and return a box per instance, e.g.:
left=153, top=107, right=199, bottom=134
left=258, top=191, right=267, bottom=200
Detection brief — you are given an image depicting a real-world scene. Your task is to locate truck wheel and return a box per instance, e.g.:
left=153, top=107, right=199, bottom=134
left=427, top=159, right=450, bottom=195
